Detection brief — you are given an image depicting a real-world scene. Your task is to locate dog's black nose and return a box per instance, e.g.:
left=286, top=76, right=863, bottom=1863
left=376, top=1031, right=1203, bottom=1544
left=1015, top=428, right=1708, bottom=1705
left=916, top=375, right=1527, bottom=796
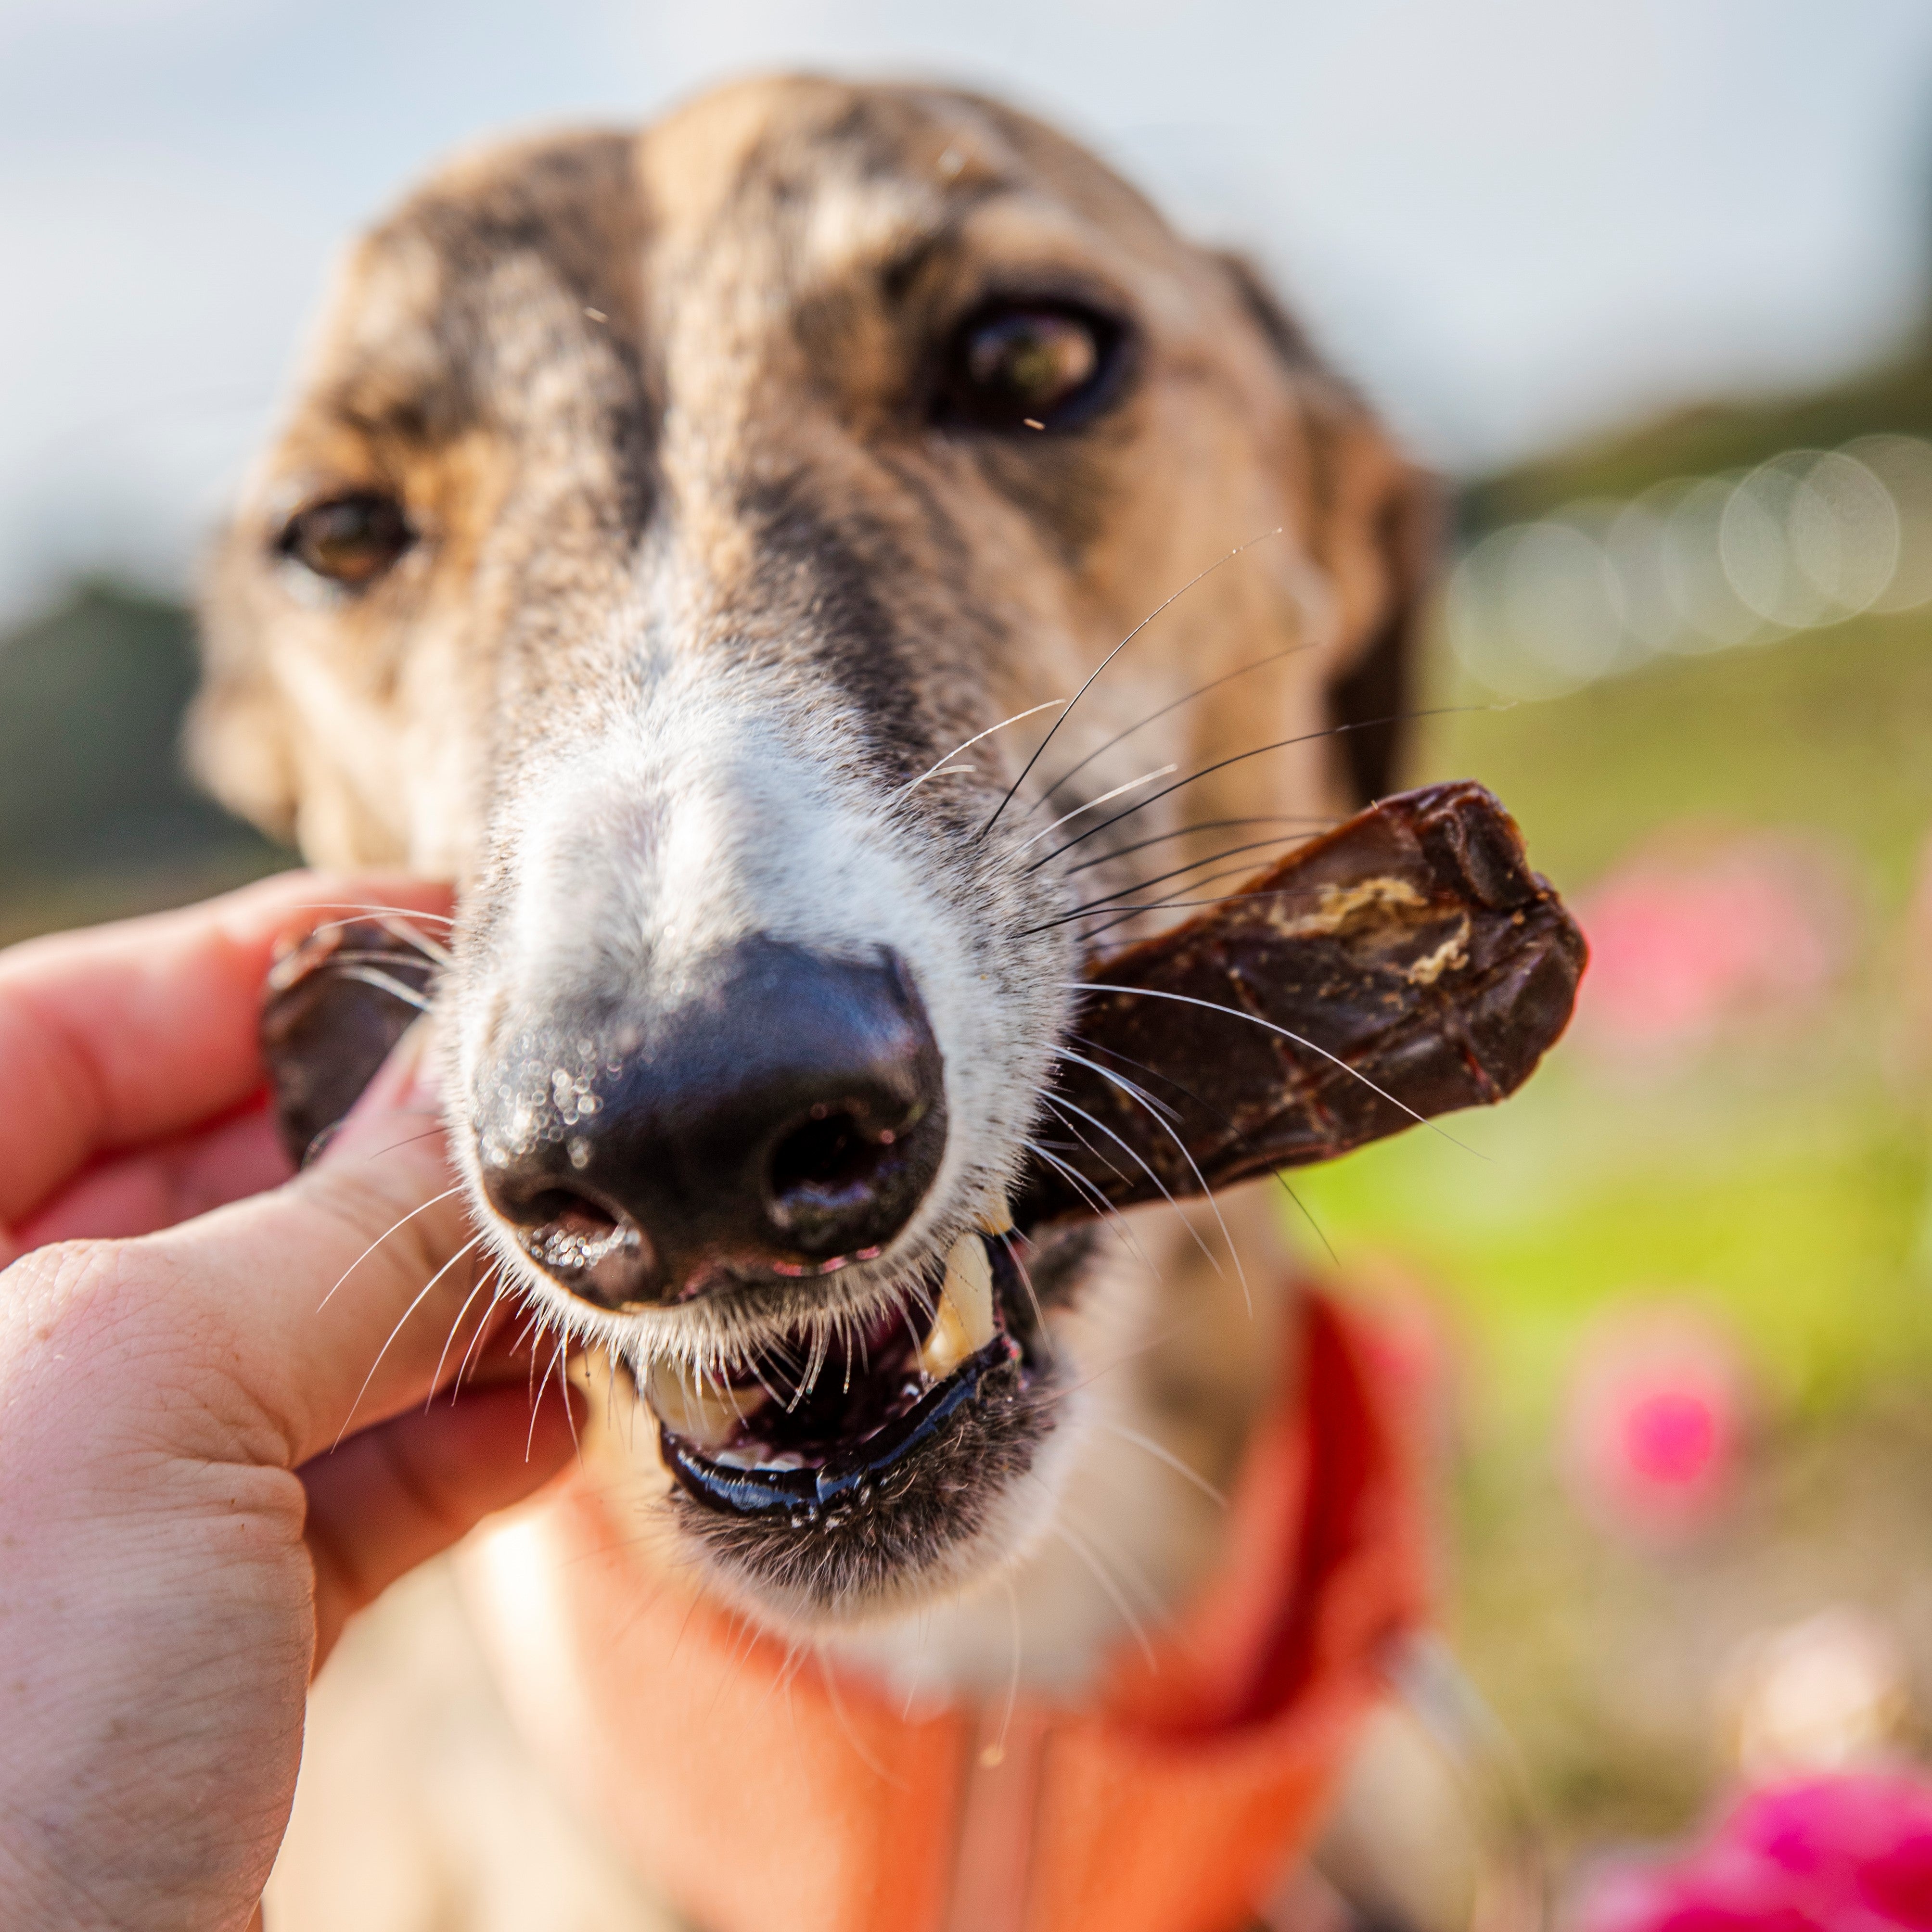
left=475, top=940, right=947, bottom=1310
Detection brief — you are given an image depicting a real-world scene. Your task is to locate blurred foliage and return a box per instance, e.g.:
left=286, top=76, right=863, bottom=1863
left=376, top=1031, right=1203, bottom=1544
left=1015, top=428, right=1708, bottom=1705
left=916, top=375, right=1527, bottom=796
left=0, top=584, right=287, bottom=944
left=1464, top=336, right=1932, bottom=531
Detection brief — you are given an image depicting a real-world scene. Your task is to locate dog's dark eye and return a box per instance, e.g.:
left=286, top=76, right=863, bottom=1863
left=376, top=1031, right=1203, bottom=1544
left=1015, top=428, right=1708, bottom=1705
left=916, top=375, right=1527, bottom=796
left=940, top=303, right=1123, bottom=432
left=278, top=492, right=413, bottom=588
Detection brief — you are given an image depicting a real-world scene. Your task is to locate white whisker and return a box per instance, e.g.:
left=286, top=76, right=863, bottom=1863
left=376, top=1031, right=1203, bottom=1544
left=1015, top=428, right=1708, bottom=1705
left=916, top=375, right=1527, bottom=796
left=979, top=527, right=1285, bottom=840
left=1005, top=764, right=1177, bottom=862
left=1049, top=1515, right=1156, bottom=1670
left=333, top=1232, right=486, bottom=1448
left=1041, top=1089, right=1222, bottom=1281
left=1054, top=1051, right=1249, bottom=1313
left=426, top=1260, right=498, bottom=1407
left=1099, top=1421, right=1228, bottom=1508
left=316, top=1185, right=465, bottom=1311
left=892, top=699, right=1068, bottom=799
left=1069, top=981, right=1483, bottom=1157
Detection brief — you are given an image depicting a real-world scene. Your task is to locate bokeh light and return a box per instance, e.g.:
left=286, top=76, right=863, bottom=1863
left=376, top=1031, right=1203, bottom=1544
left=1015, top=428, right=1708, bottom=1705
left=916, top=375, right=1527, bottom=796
left=1446, top=438, right=1932, bottom=699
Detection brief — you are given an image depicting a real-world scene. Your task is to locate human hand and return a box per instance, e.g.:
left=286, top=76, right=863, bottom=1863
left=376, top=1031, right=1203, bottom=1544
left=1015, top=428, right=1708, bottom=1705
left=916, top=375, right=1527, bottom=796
left=0, top=875, right=576, bottom=1932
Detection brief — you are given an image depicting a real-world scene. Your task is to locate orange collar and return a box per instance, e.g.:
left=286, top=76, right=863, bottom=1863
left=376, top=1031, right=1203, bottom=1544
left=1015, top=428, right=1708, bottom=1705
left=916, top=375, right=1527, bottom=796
left=465, top=1294, right=1425, bottom=1932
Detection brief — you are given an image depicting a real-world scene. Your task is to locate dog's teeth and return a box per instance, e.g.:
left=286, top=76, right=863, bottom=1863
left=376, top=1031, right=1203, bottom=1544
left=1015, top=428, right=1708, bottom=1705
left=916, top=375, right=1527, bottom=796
left=645, top=1364, right=758, bottom=1449
left=919, top=1234, right=998, bottom=1381
left=976, top=1195, right=1015, bottom=1237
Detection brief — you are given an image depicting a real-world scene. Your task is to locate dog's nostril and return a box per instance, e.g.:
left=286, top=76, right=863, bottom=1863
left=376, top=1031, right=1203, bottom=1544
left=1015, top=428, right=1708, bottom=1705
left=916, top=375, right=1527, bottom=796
left=482, top=1167, right=633, bottom=1265
left=524, top=1189, right=620, bottom=1239
left=768, top=1107, right=896, bottom=1212
left=492, top=1180, right=649, bottom=1302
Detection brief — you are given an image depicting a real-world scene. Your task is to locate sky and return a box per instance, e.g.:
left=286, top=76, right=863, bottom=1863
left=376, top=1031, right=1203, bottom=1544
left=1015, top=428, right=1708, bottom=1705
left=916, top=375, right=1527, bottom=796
left=4, top=0, right=1932, bottom=625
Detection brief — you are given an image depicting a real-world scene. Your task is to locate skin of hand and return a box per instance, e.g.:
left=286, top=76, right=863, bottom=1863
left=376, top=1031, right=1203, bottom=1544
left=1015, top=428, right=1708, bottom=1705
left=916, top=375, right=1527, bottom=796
left=0, top=874, right=578, bottom=1932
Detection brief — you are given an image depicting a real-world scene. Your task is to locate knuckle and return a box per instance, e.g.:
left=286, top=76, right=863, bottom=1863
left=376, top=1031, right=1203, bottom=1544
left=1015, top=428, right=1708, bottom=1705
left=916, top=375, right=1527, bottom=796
left=0, top=1236, right=183, bottom=1401
left=3, top=1236, right=128, bottom=1327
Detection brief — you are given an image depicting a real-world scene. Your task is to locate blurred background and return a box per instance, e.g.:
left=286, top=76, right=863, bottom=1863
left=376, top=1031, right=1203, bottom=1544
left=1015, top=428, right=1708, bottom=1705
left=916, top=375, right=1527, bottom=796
left=8, top=0, right=1932, bottom=1908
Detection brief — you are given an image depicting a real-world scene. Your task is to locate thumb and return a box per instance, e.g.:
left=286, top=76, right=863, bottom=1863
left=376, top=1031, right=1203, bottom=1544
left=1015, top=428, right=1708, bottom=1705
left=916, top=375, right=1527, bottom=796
left=138, top=1019, right=525, bottom=1468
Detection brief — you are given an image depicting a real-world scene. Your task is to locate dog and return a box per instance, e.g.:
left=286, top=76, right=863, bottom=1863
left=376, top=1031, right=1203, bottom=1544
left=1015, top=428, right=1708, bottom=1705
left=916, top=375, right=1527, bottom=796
left=193, top=73, right=1444, bottom=1931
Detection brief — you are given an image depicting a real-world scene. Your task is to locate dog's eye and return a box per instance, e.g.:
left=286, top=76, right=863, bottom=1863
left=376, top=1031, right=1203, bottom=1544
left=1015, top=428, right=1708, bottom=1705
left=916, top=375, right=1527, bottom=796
left=278, top=492, right=413, bottom=588
left=941, top=303, right=1123, bottom=432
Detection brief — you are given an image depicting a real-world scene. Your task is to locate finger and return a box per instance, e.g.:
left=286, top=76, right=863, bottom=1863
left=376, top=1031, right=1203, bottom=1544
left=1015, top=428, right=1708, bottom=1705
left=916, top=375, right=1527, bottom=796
left=11, top=1101, right=293, bottom=1257
left=302, top=1374, right=580, bottom=1670
left=0, top=870, right=453, bottom=1228
left=128, top=1020, right=529, bottom=1468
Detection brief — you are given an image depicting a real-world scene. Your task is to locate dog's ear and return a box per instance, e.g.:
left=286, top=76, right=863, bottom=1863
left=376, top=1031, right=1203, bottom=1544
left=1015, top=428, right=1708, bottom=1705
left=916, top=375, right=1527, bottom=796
left=1218, top=250, right=1438, bottom=806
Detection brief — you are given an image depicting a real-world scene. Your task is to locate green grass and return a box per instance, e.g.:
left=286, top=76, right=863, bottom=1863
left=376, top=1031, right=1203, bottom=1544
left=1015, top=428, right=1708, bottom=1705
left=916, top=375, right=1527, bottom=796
left=1293, top=1059, right=1932, bottom=1441
left=1419, top=606, right=1932, bottom=910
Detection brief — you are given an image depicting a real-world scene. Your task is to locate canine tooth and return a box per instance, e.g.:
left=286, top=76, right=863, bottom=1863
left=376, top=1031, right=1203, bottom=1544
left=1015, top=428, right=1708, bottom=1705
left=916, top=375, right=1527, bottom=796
left=976, top=1196, right=1015, bottom=1237
left=919, top=1235, right=997, bottom=1380
left=644, top=1363, right=756, bottom=1449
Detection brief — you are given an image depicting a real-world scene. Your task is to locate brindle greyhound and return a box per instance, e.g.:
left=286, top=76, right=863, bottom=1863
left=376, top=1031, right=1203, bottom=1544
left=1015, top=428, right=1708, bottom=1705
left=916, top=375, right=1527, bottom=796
left=196, top=73, right=1457, bottom=1932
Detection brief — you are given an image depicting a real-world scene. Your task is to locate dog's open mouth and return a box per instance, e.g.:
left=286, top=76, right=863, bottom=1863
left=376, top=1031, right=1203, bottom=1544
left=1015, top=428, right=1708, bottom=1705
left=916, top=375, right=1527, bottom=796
left=642, top=1232, right=1044, bottom=1521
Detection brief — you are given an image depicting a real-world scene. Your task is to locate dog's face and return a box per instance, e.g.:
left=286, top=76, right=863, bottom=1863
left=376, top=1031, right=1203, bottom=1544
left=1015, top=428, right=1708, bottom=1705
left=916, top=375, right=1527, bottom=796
left=197, top=76, right=1425, bottom=1630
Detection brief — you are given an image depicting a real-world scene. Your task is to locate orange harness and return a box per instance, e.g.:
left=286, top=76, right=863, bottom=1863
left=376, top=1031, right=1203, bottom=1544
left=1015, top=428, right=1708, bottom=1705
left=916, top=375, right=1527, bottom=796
left=467, top=1295, right=1425, bottom=1932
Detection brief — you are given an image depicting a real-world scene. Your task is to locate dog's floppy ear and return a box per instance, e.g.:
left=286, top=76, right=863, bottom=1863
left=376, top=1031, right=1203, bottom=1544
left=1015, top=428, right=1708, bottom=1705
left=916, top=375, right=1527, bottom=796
left=1218, top=250, right=1438, bottom=806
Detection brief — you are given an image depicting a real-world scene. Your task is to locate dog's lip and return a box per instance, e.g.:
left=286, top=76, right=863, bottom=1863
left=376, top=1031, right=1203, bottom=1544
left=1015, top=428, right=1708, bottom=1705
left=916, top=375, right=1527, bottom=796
left=649, top=1233, right=1046, bottom=1521
left=661, top=1331, right=1021, bottom=1518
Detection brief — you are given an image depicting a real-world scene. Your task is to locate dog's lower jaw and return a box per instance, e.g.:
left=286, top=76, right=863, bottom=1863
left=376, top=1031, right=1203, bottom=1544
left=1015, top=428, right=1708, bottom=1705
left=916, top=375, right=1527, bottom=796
left=829, top=1189, right=1298, bottom=1703
left=563, top=1186, right=1297, bottom=1703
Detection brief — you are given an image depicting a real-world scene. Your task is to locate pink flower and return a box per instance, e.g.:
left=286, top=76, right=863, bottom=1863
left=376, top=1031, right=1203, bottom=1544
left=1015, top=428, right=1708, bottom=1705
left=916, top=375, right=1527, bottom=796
left=1562, top=1306, right=1744, bottom=1540
left=1574, top=834, right=1854, bottom=1058
left=1575, top=1774, right=1932, bottom=1932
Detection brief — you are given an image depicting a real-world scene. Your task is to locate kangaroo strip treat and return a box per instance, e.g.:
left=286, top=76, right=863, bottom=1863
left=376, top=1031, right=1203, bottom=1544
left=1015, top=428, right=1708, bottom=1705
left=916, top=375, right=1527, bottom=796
left=262, top=918, right=438, bottom=1165
left=259, top=780, right=1586, bottom=1213
left=1012, top=778, right=1586, bottom=1226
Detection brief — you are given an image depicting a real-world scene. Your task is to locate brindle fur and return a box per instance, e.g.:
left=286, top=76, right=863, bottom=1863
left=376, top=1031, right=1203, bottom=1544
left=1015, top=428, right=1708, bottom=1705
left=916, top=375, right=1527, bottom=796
left=197, top=74, right=1431, bottom=1927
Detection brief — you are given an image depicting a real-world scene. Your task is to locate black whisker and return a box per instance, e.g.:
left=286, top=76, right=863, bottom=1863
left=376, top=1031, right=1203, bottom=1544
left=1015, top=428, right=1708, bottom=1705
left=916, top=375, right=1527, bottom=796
left=1026, top=881, right=1342, bottom=942
left=1028, top=705, right=1487, bottom=877
left=1038, top=641, right=1314, bottom=808
left=892, top=698, right=1068, bottom=801
left=1033, top=833, right=1318, bottom=935
left=1068, top=1033, right=1339, bottom=1267
left=976, top=528, right=1284, bottom=843
left=1065, top=814, right=1336, bottom=880
left=1004, top=762, right=1179, bottom=864
left=1069, top=979, right=1482, bottom=1156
